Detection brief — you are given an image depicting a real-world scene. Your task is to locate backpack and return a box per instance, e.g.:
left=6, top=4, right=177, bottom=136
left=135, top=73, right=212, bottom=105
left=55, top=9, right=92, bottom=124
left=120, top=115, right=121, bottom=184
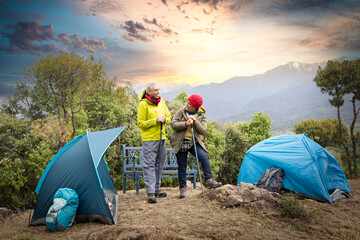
left=46, top=188, right=79, bottom=232
left=256, top=166, right=284, bottom=193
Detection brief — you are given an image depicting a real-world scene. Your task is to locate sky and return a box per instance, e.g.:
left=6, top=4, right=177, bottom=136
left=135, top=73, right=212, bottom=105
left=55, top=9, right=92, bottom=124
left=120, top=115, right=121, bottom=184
left=1, top=0, right=360, bottom=98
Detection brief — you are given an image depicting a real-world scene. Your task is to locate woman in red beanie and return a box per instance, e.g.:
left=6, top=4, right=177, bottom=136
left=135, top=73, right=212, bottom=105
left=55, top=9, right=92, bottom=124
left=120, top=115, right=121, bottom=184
left=170, top=94, right=222, bottom=198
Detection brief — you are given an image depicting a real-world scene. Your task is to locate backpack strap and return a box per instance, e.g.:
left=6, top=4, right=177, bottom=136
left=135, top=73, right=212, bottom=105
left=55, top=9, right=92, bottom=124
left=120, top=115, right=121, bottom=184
left=46, top=213, right=66, bottom=231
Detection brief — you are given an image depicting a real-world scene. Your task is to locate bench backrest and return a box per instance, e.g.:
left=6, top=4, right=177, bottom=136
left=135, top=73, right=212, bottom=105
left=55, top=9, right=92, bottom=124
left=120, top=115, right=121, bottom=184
left=122, top=145, right=194, bottom=172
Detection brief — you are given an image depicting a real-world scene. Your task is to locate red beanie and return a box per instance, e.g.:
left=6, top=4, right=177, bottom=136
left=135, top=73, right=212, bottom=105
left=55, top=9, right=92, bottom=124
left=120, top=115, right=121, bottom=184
left=188, top=94, right=203, bottom=109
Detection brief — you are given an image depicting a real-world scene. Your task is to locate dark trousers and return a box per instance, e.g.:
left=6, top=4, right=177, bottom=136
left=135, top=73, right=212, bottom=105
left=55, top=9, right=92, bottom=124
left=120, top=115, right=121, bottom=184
left=176, top=142, right=213, bottom=188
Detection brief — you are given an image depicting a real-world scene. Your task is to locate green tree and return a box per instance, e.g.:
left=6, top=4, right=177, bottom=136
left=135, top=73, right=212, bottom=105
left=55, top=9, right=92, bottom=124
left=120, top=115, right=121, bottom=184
left=85, top=85, right=142, bottom=189
left=218, top=122, right=250, bottom=184
left=248, top=112, right=271, bottom=145
left=18, top=53, right=109, bottom=147
left=314, top=60, right=359, bottom=178
left=174, top=90, right=188, bottom=104
left=1, top=82, right=45, bottom=120
left=344, top=59, right=360, bottom=178
left=0, top=113, right=55, bottom=211
left=203, top=121, right=225, bottom=179
left=294, top=118, right=350, bottom=148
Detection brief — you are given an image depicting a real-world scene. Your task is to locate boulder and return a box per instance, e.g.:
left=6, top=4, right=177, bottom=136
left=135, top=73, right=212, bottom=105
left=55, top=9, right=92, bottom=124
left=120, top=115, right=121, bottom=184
left=0, top=207, right=13, bottom=221
left=204, top=183, right=283, bottom=212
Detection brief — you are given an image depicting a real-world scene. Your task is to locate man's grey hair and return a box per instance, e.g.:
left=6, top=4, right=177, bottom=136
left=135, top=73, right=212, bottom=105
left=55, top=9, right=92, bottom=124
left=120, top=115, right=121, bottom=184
left=146, top=83, right=156, bottom=92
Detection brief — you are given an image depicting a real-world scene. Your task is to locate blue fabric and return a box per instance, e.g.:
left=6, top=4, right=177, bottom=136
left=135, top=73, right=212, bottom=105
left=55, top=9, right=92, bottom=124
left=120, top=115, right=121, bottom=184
left=176, top=143, right=212, bottom=188
left=97, top=157, right=116, bottom=190
left=35, top=135, right=83, bottom=194
left=32, top=126, right=127, bottom=225
left=187, top=110, right=198, bottom=115
left=87, top=126, right=127, bottom=167
left=237, top=134, right=351, bottom=202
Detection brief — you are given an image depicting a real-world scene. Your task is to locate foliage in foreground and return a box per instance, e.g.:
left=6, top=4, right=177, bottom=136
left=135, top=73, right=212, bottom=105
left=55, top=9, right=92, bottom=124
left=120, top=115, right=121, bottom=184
left=279, top=196, right=316, bottom=220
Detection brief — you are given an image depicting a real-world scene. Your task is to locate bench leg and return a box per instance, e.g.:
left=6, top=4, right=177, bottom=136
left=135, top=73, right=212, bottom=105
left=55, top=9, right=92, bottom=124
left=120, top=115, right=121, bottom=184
left=193, top=173, right=197, bottom=189
left=123, top=176, right=126, bottom=194
left=136, top=178, right=140, bottom=196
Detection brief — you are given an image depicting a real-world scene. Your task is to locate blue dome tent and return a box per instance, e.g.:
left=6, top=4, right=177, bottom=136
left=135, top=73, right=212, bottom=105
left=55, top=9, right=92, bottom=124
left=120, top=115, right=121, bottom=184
left=31, top=126, right=126, bottom=226
left=237, top=134, right=351, bottom=202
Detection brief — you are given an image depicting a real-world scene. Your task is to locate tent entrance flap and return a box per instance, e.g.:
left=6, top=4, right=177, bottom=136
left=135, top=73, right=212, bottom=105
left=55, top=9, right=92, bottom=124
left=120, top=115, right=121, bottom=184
left=104, top=189, right=118, bottom=224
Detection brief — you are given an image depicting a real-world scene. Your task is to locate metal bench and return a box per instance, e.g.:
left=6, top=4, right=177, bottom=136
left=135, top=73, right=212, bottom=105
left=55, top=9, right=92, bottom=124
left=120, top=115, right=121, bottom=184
left=122, top=145, right=197, bottom=195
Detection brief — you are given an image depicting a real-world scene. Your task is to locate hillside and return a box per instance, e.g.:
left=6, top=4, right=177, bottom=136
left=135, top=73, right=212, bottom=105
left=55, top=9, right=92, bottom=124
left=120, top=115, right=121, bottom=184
left=158, top=60, right=355, bottom=133
left=1, top=179, right=359, bottom=240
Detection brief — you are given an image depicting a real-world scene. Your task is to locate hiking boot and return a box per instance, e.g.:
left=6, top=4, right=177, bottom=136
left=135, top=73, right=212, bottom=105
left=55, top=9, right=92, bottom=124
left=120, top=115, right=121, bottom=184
left=147, top=193, right=157, bottom=203
left=179, top=186, right=187, bottom=199
left=204, top=178, right=222, bottom=188
left=155, top=190, right=167, bottom=198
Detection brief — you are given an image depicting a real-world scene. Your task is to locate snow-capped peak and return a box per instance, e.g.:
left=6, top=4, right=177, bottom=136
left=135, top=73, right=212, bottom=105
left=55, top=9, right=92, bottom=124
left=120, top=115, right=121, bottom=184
left=287, top=61, right=317, bottom=72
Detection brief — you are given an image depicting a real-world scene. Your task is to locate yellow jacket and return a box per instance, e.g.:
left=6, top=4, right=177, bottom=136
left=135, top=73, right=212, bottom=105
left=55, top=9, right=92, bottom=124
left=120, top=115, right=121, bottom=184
left=137, top=89, right=171, bottom=141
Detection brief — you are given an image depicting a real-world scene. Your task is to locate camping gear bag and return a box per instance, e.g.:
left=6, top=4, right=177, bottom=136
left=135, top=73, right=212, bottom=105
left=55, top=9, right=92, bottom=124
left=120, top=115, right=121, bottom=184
left=256, top=166, right=284, bottom=193
left=46, top=188, right=79, bottom=232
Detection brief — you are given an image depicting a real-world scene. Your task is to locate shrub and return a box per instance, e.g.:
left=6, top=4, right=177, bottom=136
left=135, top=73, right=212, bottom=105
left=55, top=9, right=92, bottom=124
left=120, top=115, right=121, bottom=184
left=279, top=196, right=314, bottom=220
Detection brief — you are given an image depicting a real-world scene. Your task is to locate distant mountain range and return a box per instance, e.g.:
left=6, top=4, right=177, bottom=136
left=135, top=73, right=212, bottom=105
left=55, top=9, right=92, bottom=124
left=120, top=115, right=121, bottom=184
left=139, top=59, right=354, bottom=134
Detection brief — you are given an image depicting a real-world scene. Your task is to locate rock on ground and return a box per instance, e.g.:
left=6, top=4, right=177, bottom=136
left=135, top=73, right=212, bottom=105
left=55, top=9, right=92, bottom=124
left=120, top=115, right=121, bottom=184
left=0, top=208, right=12, bottom=221
left=204, top=183, right=283, bottom=212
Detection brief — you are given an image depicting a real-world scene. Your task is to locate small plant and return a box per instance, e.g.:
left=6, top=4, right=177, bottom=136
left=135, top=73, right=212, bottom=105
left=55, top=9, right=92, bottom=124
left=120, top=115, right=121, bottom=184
left=279, top=196, right=314, bottom=219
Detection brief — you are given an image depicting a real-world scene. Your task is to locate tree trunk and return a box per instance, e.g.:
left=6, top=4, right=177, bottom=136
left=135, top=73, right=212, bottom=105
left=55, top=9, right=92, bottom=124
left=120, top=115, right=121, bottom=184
left=350, top=97, right=359, bottom=179
left=48, top=80, right=67, bottom=148
left=70, top=92, right=76, bottom=140
left=337, top=106, right=353, bottom=178
left=60, top=83, right=69, bottom=148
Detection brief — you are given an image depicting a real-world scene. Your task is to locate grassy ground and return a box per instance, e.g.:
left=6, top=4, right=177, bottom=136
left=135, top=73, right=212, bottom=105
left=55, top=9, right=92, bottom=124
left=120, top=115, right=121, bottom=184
left=1, top=179, right=360, bottom=240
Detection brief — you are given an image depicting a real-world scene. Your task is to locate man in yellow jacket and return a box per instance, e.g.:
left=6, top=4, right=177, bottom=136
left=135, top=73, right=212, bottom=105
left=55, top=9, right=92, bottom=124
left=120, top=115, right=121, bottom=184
left=137, top=83, right=171, bottom=203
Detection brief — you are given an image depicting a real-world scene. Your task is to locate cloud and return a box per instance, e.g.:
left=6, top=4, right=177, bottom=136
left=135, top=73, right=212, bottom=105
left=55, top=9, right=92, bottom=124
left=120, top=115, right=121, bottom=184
left=190, top=0, right=224, bottom=9
left=143, top=17, right=158, bottom=25
left=297, top=17, right=360, bottom=52
left=102, top=53, right=119, bottom=64
left=119, top=18, right=176, bottom=42
left=86, top=0, right=220, bottom=42
left=119, top=20, right=152, bottom=42
left=0, top=20, right=106, bottom=54
left=192, top=27, right=215, bottom=35
left=143, top=17, right=176, bottom=36
left=122, top=20, right=146, bottom=34
left=7, top=21, right=55, bottom=43
left=248, top=0, right=360, bottom=23
left=262, top=0, right=343, bottom=14
left=0, top=1, right=8, bottom=7
left=88, top=0, right=124, bottom=16
left=0, top=21, right=65, bottom=54
left=57, top=33, right=106, bottom=53
left=300, top=34, right=360, bottom=52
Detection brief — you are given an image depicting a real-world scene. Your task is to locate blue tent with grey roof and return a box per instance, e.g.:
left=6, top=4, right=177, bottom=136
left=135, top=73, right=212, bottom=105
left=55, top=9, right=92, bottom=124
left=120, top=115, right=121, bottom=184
left=31, top=126, right=126, bottom=226
left=237, top=134, right=351, bottom=202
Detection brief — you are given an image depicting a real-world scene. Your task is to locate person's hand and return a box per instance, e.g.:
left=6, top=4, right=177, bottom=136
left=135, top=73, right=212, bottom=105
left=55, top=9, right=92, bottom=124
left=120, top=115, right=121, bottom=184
left=186, top=118, right=194, bottom=126
left=188, top=115, right=196, bottom=122
left=156, top=115, right=166, bottom=123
